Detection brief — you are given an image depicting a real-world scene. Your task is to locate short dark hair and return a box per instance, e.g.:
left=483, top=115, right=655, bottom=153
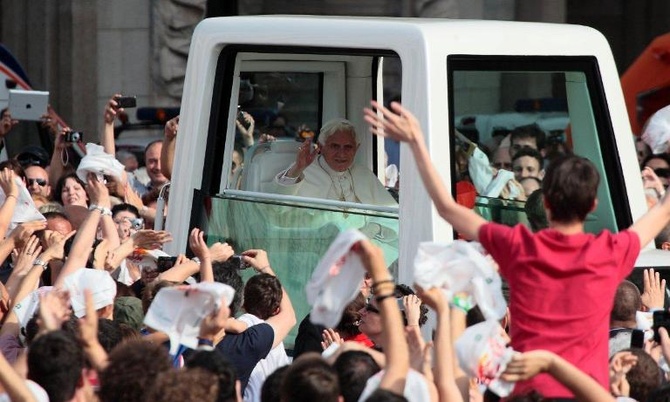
left=280, top=354, right=341, bottom=402
left=655, top=224, right=670, bottom=248
left=624, top=348, right=662, bottom=402
left=541, top=154, right=599, bottom=223
left=186, top=350, right=239, bottom=402
left=334, top=351, right=381, bottom=402
left=212, top=261, right=244, bottom=315
left=53, top=173, right=87, bottom=205
left=512, top=146, right=544, bottom=167
left=511, top=124, right=546, bottom=150
left=642, top=153, right=670, bottom=170
left=145, top=139, right=163, bottom=156
left=97, top=318, right=123, bottom=353
left=243, top=273, right=282, bottom=319
left=0, top=159, right=25, bottom=180
left=261, top=365, right=288, bottom=402
left=147, top=368, right=219, bottom=402
left=524, top=188, right=548, bottom=232
left=611, top=281, right=642, bottom=323
left=27, top=330, right=84, bottom=402
left=98, top=340, right=172, bottom=402
left=112, top=203, right=140, bottom=219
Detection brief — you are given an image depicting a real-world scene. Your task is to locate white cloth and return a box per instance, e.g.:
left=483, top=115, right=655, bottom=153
left=455, top=320, right=515, bottom=397
left=272, top=156, right=397, bottom=206
left=63, top=269, right=117, bottom=318
left=414, top=240, right=506, bottom=320
left=357, top=369, right=431, bottom=402
left=13, top=286, right=53, bottom=344
left=0, top=380, right=49, bottom=402
left=144, top=282, right=235, bottom=355
left=642, top=105, right=670, bottom=154
left=0, top=177, right=45, bottom=234
left=306, top=229, right=368, bottom=328
left=76, top=143, right=125, bottom=182
left=484, top=169, right=517, bottom=198
left=238, top=313, right=291, bottom=402
left=469, top=147, right=494, bottom=194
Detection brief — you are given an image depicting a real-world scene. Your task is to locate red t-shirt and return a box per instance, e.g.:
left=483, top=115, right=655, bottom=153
left=478, top=223, right=641, bottom=398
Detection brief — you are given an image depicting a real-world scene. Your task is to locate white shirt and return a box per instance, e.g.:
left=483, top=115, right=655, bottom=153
left=238, top=313, right=291, bottom=402
left=272, top=156, right=397, bottom=207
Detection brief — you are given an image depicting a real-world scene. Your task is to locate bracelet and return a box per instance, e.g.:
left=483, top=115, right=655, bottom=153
left=259, top=265, right=271, bottom=274
left=5, top=194, right=17, bottom=201
left=192, top=257, right=201, bottom=266
left=32, top=258, right=48, bottom=271
left=89, top=204, right=112, bottom=216
left=375, top=293, right=396, bottom=303
left=372, top=278, right=394, bottom=289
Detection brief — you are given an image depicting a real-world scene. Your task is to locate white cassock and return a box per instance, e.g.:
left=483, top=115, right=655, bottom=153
left=271, top=156, right=397, bottom=207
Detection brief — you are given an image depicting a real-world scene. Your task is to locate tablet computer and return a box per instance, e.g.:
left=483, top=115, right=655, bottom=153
left=8, top=89, right=49, bottom=121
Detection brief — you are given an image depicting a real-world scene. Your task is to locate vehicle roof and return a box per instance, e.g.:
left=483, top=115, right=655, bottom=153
left=194, top=15, right=610, bottom=57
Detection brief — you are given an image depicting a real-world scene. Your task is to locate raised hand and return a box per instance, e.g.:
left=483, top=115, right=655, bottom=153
left=12, top=235, right=42, bottom=274
left=164, top=116, right=179, bottom=141
left=131, top=230, right=173, bottom=249
left=39, top=289, right=72, bottom=333
left=403, top=294, right=423, bottom=327
left=86, top=173, right=111, bottom=208
left=641, top=268, right=666, bottom=310
left=189, top=228, right=211, bottom=261
left=104, top=94, right=122, bottom=125
left=9, top=220, right=48, bottom=249
left=241, top=249, right=272, bottom=274
left=0, top=168, right=17, bottom=198
left=286, top=137, right=319, bottom=178
left=40, top=105, right=60, bottom=136
left=364, top=100, right=424, bottom=145
left=42, top=230, right=76, bottom=261
left=321, top=328, right=343, bottom=350
left=208, top=241, right=234, bottom=263
left=198, top=296, right=231, bottom=342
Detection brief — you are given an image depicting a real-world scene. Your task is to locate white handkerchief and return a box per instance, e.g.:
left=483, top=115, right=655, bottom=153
left=144, top=282, right=235, bottom=355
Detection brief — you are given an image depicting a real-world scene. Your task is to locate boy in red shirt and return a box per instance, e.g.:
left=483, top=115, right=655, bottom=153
left=364, top=101, right=670, bottom=399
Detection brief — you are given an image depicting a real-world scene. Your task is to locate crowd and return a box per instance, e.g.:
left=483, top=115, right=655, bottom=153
left=0, top=93, right=668, bottom=402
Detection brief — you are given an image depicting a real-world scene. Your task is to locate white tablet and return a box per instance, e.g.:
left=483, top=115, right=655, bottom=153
left=8, top=89, right=49, bottom=121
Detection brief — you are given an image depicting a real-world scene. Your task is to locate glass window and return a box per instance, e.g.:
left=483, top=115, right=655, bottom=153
left=193, top=48, right=401, bottom=347
left=449, top=57, right=630, bottom=236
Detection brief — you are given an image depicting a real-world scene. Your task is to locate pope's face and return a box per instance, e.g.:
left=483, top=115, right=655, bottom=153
left=321, top=130, right=359, bottom=172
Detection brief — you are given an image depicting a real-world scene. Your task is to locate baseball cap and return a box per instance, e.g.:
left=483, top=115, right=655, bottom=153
left=16, top=145, right=50, bottom=168
left=114, top=296, right=144, bottom=331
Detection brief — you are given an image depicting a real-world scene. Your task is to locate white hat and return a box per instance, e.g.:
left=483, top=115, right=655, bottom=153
left=414, top=240, right=506, bottom=320
left=76, top=143, right=126, bottom=182
left=63, top=268, right=117, bottom=318
left=306, top=229, right=367, bottom=328
left=143, top=282, right=235, bottom=355
left=642, top=105, right=670, bottom=154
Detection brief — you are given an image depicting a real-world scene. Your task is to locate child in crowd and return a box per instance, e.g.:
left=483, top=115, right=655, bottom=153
left=365, top=101, right=670, bottom=399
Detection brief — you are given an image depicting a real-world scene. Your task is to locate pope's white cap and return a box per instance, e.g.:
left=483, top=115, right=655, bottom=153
left=76, top=143, right=126, bottom=182
left=642, top=105, right=670, bottom=154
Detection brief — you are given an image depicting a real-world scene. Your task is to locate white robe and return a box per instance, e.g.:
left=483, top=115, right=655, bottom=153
left=271, top=156, right=397, bottom=207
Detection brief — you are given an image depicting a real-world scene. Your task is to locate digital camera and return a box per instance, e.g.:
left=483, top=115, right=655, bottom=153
left=65, top=131, right=82, bottom=142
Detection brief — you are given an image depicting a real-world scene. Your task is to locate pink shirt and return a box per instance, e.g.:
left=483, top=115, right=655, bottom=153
left=479, top=223, right=640, bottom=398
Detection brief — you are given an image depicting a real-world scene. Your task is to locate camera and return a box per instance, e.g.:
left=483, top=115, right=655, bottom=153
left=156, top=256, right=178, bottom=272
left=130, top=218, right=144, bottom=231
left=228, top=254, right=249, bottom=270
left=115, top=96, right=137, bottom=109
left=65, top=131, right=82, bottom=143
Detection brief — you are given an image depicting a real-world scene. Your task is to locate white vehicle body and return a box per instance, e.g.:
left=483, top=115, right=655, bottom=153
left=166, top=16, right=669, bottom=343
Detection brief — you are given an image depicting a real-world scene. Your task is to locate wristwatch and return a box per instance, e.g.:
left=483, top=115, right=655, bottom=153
left=32, top=258, right=48, bottom=270
left=89, top=204, right=112, bottom=216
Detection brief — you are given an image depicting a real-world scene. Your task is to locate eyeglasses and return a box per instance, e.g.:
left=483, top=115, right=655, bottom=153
left=27, top=178, right=47, bottom=187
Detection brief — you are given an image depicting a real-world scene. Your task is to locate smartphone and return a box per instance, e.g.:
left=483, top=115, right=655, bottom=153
left=631, top=329, right=645, bottom=348
left=115, top=96, right=137, bottom=109
left=228, top=255, right=249, bottom=270
left=653, top=310, right=670, bottom=343
left=156, top=256, right=178, bottom=272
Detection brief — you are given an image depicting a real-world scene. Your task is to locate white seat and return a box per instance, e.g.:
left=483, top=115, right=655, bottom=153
left=240, top=140, right=302, bottom=192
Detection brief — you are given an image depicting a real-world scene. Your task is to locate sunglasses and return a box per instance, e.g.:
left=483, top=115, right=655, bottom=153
left=654, top=168, right=670, bottom=179
left=364, top=303, right=380, bottom=314
left=27, top=178, right=47, bottom=187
